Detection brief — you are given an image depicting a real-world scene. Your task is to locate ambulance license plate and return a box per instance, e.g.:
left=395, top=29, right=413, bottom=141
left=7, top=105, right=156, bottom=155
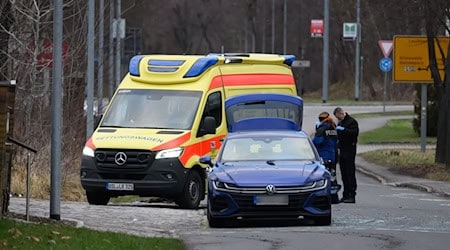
left=106, top=183, right=134, bottom=191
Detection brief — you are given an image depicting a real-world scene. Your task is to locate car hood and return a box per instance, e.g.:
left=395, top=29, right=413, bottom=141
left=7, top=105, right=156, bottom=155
left=212, top=161, right=327, bottom=186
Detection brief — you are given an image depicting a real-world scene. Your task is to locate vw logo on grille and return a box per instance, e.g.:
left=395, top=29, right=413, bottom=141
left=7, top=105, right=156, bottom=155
left=265, top=184, right=276, bottom=194
left=114, top=152, right=127, bottom=166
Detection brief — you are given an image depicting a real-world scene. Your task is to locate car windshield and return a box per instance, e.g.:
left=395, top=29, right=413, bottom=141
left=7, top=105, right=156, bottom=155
left=101, top=89, right=202, bottom=129
left=220, top=136, right=316, bottom=162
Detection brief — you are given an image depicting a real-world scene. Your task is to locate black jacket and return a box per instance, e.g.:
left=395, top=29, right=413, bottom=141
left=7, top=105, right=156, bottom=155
left=337, top=113, right=359, bottom=151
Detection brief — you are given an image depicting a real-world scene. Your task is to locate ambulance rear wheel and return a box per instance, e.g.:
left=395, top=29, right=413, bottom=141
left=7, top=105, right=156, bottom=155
left=86, top=191, right=110, bottom=205
left=176, top=171, right=203, bottom=209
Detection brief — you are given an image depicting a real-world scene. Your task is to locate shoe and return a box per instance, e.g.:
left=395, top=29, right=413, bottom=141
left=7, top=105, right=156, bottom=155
left=342, top=197, right=355, bottom=203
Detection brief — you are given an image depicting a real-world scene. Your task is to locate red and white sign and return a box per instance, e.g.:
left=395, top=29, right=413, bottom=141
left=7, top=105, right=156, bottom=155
left=29, top=39, right=69, bottom=67
left=310, top=19, right=324, bottom=38
left=378, top=40, right=393, bottom=58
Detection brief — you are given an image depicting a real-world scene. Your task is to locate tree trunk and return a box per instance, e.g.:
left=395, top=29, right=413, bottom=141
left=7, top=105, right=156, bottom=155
left=424, top=1, right=447, bottom=164
left=445, top=40, right=450, bottom=168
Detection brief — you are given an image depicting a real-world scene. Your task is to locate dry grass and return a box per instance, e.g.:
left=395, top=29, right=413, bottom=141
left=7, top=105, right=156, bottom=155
left=10, top=166, right=86, bottom=201
left=302, top=81, right=354, bottom=101
left=359, top=149, right=450, bottom=182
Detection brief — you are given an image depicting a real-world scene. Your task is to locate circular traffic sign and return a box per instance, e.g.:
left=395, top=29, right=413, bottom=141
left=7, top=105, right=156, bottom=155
left=379, top=58, right=392, bottom=72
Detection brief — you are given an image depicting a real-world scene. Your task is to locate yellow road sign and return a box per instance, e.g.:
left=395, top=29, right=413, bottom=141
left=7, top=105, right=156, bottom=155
left=393, top=35, right=449, bottom=83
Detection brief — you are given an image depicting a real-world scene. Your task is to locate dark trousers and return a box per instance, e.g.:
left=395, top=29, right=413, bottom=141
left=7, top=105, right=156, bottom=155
left=338, top=147, right=357, bottom=198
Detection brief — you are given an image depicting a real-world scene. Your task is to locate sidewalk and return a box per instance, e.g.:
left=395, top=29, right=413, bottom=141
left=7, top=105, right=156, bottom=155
left=355, top=144, right=450, bottom=197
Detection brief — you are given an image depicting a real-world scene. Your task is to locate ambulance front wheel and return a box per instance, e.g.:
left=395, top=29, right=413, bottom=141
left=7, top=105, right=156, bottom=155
left=176, top=170, right=203, bottom=209
left=86, top=191, right=110, bottom=205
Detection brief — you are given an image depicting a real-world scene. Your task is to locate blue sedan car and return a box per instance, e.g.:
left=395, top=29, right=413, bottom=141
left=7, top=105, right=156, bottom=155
left=200, top=117, right=332, bottom=227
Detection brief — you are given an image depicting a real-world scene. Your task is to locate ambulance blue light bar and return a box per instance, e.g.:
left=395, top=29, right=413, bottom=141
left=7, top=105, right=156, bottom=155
left=129, top=55, right=144, bottom=76
left=184, top=57, right=218, bottom=78
left=281, top=55, right=296, bottom=66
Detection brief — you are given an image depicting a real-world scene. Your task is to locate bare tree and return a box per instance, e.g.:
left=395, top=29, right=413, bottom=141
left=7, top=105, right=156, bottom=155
left=0, top=0, right=88, bottom=199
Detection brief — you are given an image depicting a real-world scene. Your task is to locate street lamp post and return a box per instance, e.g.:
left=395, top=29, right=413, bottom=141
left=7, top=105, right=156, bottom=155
left=322, top=0, right=329, bottom=103
left=354, top=0, right=361, bottom=101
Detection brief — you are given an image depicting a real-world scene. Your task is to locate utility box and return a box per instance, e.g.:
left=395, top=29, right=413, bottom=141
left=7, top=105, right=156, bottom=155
left=0, top=80, right=15, bottom=217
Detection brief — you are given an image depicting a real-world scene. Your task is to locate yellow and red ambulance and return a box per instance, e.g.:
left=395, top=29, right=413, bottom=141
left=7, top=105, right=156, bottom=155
left=80, top=53, right=298, bottom=208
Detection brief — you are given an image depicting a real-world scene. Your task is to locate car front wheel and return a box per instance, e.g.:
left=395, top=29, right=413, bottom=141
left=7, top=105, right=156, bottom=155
left=176, top=170, right=203, bottom=209
left=86, top=191, right=110, bottom=205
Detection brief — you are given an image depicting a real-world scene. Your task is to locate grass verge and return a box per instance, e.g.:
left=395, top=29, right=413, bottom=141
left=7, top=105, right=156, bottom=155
left=358, top=119, right=436, bottom=144
left=0, top=217, right=184, bottom=250
left=358, top=118, right=448, bottom=182
left=359, top=149, right=450, bottom=182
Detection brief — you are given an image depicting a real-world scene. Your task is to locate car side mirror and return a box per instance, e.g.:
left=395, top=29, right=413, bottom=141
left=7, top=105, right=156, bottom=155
left=197, top=116, right=216, bottom=137
left=199, top=155, right=213, bottom=168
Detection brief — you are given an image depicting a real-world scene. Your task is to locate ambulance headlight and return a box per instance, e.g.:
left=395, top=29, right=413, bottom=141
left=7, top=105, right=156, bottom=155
left=155, top=147, right=184, bottom=159
left=82, top=146, right=95, bottom=157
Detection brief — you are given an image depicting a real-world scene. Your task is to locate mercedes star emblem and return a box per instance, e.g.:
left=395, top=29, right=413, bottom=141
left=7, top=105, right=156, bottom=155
left=114, top=152, right=127, bottom=166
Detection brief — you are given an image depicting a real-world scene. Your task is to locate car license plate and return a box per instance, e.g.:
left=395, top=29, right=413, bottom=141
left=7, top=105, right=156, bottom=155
left=106, top=183, right=134, bottom=191
left=254, top=195, right=288, bottom=205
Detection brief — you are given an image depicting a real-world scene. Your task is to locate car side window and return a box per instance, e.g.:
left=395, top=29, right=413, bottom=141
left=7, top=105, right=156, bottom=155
left=201, top=91, right=222, bottom=127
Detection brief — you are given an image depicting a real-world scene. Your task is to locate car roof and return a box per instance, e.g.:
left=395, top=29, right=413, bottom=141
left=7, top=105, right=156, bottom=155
left=226, top=129, right=309, bottom=139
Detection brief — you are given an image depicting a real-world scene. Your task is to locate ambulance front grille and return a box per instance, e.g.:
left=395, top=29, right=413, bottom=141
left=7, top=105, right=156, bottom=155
left=94, top=149, right=155, bottom=169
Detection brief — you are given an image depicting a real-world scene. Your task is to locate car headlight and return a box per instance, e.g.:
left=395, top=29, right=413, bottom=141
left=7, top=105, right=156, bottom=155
left=305, top=179, right=327, bottom=189
left=315, top=179, right=326, bottom=188
left=213, top=181, right=226, bottom=189
left=155, top=147, right=183, bottom=159
left=82, top=146, right=95, bottom=157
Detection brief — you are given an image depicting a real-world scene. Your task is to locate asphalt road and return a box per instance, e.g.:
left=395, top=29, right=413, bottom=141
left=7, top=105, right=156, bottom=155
left=9, top=104, right=450, bottom=250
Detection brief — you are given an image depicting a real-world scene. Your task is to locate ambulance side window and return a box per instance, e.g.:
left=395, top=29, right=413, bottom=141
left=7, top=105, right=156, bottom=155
left=198, top=92, right=222, bottom=136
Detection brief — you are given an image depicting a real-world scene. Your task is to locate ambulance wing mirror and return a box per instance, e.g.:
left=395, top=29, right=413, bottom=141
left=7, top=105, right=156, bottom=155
left=197, top=116, right=216, bottom=137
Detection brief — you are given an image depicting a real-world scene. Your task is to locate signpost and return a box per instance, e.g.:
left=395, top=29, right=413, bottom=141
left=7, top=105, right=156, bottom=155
left=343, top=23, right=357, bottom=40
left=310, top=19, right=324, bottom=38
left=393, top=36, right=449, bottom=83
left=292, top=60, right=311, bottom=97
left=378, top=40, right=393, bottom=58
left=378, top=40, right=393, bottom=114
left=392, top=35, right=450, bottom=152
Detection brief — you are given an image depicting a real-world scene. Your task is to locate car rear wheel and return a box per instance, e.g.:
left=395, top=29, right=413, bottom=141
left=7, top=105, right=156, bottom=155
left=86, top=191, right=110, bottom=205
left=176, top=170, right=203, bottom=209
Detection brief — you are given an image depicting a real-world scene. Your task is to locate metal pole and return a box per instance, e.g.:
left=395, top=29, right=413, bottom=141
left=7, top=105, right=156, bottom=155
left=354, top=0, right=361, bottom=101
left=283, top=0, right=287, bottom=54
left=245, top=18, right=248, bottom=52
left=322, top=0, right=329, bottom=103
left=420, top=83, right=427, bottom=152
left=271, top=0, right=275, bottom=53
left=50, top=0, right=63, bottom=220
left=383, top=72, right=387, bottom=113
left=86, top=0, right=95, bottom=139
left=26, top=152, right=30, bottom=221
left=109, top=1, right=114, bottom=98
left=262, top=2, right=266, bottom=53
left=98, top=0, right=105, bottom=115
left=115, top=0, right=122, bottom=88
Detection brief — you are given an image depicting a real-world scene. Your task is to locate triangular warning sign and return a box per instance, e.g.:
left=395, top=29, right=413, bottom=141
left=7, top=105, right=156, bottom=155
left=378, top=40, right=393, bottom=58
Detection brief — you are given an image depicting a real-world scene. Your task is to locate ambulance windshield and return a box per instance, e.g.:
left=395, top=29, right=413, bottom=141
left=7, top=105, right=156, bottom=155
left=101, top=89, right=202, bottom=130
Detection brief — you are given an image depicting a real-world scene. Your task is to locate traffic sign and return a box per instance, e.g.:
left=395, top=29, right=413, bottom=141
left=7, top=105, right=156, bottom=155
left=343, top=23, right=357, bottom=39
left=378, top=40, right=393, bottom=58
left=310, top=19, right=324, bottom=38
left=393, top=36, right=449, bottom=83
left=291, top=60, right=310, bottom=68
left=379, top=58, right=392, bottom=72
